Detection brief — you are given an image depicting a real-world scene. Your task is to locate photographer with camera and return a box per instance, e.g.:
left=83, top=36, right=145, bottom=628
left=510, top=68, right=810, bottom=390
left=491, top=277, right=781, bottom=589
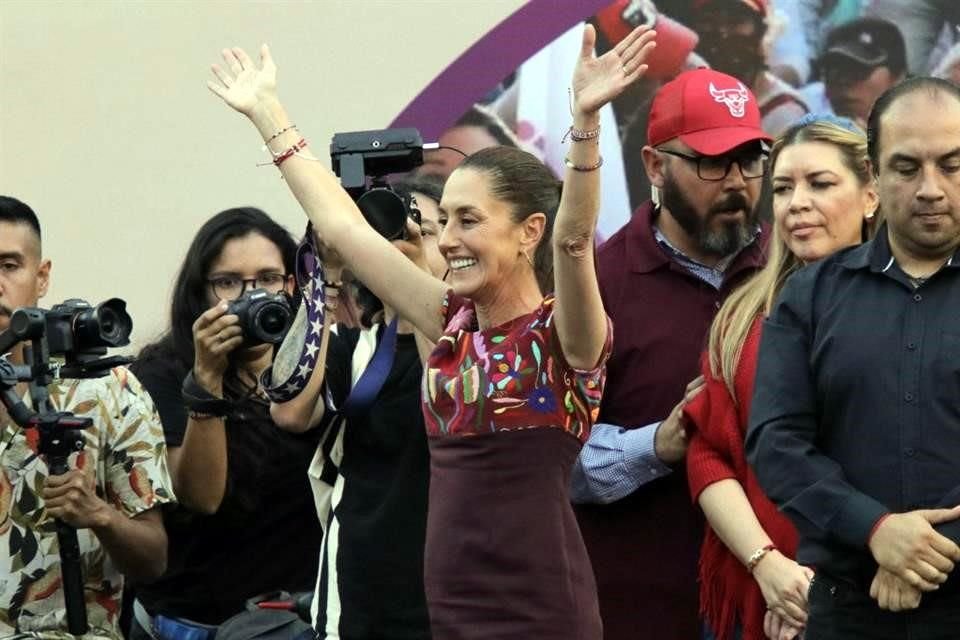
left=129, top=208, right=322, bottom=638
left=268, top=174, right=445, bottom=640
left=0, top=196, right=174, bottom=639
left=208, top=23, right=655, bottom=637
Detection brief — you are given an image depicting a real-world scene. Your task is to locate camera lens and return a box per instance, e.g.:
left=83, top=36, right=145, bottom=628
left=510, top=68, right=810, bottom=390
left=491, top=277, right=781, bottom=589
left=249, top=300, right=293, bottom=345
left=73, top=299, right=132, bottom=348
left=357, top=187, right=409, bottom=240
left=259, top=307, right=288, bottom=335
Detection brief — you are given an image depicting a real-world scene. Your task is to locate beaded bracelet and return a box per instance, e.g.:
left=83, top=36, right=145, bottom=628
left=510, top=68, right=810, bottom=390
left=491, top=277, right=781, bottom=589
left=746, top=544, right=777, bottom=573
left=264, top=123, right=297, bottom=145
left=562, top=125, right=601, bottom=143
left=564, top=155, right=604, bottom=172
left=272, top=138, right=309, bottom=167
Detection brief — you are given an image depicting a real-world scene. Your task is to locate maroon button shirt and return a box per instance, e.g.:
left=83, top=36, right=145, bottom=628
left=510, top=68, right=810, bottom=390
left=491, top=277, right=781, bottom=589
left=575, top=201, right=767, bottom=640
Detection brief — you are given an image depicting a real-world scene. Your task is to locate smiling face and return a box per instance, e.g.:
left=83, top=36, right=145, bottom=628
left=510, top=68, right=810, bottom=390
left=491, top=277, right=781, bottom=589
left=877, top=89, right=960, bottom=260
left=772, top=141, right=877, bottom=262
left=437, top=167, right=539, bottom=302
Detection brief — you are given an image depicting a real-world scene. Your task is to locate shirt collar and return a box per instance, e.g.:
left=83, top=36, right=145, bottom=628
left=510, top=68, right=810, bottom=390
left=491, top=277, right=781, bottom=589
left=838, top=223, right=960, bottom=273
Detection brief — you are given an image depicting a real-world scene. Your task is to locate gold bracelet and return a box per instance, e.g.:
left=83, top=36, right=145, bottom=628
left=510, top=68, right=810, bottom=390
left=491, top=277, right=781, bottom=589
left=564, top=156, right=603, bottom=172
left=746, top=544, right=777, bottom=573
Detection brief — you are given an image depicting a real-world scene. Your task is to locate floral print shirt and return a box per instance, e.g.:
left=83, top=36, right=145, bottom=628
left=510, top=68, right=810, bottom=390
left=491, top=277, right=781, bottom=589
left=0, top=367, right=175, bottom=639
left=422, top=293, right=612, bottom=442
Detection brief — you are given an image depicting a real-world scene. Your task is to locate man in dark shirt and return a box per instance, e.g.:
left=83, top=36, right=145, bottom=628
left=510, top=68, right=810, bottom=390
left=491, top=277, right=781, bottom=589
left=572, top=68, right=771, bottom=639
left=747, top=76, right=960, bottom=638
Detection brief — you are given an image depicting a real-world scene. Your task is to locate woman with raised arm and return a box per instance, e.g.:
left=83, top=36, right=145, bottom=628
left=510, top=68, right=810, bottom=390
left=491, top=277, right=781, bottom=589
left=684, top=116, right=881, bottom=640
left=208, top=24, right=656, bottom=638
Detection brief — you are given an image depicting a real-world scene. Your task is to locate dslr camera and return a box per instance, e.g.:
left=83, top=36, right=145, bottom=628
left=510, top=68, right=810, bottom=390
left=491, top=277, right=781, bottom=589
left=226, top=288, right=293, bottom=346
left=330, top=128, right=427, bottom=240
left=8, top=298, right=133, bottom=377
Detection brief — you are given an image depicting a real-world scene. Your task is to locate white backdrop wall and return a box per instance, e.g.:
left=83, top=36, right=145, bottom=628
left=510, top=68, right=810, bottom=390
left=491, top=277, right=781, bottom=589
left=0, top=0, right=524, bottom=349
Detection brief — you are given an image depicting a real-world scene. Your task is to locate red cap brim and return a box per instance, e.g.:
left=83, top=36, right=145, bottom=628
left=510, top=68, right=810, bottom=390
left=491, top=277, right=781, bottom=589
left=680, top=126, right=772, bottom=156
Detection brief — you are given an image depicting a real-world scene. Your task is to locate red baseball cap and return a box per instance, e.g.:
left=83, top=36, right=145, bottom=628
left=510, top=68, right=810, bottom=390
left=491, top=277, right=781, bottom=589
left=646, top=68, right=772, bottom=155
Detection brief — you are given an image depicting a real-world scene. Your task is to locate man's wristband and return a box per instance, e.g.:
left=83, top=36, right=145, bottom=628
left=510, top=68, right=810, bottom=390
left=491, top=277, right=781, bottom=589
left=182, top=370, right=232, bottom=417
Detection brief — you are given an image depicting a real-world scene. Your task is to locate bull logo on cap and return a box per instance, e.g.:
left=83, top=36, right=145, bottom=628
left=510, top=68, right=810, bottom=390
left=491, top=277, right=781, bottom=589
left=709, top=82, right=750, bottom=118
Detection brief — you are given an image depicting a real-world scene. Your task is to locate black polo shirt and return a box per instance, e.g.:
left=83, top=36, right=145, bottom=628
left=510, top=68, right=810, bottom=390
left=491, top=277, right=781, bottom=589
left=747, top=224, right=960, bottom=589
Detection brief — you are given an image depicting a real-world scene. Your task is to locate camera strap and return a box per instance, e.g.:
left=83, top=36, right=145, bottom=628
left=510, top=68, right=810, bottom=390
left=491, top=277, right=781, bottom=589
left=338, top=316, right=398, bottom=421
left=261, top=223, right=328, bottom=403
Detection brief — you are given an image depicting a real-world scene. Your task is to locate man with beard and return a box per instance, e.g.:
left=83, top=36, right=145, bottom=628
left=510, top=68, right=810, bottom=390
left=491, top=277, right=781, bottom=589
left=571, top=68, right=770, bottom=640
left=689, top=0, right=808, bottom=136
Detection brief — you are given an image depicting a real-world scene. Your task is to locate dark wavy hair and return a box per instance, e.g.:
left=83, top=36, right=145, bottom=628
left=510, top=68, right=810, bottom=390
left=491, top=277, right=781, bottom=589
left=138, top=207, right=298, bottom=393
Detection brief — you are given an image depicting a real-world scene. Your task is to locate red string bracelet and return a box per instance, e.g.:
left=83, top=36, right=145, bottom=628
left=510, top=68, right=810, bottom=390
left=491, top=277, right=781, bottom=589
left=272, top=138, right=308, bottom=167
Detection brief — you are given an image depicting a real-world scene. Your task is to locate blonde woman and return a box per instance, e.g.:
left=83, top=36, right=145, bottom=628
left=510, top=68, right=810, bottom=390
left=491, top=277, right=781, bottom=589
left=684, top=115, right=880, bottom=640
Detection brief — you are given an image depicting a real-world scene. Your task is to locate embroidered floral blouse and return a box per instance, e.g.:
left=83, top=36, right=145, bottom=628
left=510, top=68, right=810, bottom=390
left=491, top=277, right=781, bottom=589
left=422, top=293, right=611, bottom=441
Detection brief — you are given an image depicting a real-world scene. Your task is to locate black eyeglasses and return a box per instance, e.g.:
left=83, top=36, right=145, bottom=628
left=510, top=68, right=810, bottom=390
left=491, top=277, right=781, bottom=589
left=658, top=148, right=768, bottom=181
left=207, top=273, right=289, bottom=301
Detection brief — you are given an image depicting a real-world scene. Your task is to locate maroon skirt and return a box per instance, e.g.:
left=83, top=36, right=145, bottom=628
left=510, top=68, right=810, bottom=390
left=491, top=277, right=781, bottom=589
left=425, top=427, right=602, bottom=639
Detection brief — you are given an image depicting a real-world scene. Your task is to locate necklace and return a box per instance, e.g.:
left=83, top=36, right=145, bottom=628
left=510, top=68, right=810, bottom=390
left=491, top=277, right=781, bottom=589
left=908, top=274, right=928, bottom=289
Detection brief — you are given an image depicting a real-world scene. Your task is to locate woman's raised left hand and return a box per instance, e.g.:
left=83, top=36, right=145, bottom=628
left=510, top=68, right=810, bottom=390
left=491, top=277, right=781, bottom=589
left=207, top=44, right=278, bottom=117
left=571, top=24, right=657, bottom=116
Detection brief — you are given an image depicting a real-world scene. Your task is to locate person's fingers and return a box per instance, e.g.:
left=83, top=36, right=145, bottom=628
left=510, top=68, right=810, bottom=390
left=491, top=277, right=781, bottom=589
left=763, top=610, right=777, bottom=639
left=780, top=624, right=801, bottom=640
left=620, top=29, right=657, bottom=67
left=917, top=506, right=960, bottom=526
left=260, top=43, right=275, bottom=71
left=914, top=559, right=948, bottom=584
left=902, top=568, right=939, bottom=592
left=903, top=586, right=922, bottom=609
left=613, top=24, right=651, bottom=57
left=927, top=531, right=960, bottom=563
left=922, top=546, right=956, bottom=573
left=869, top=575, right=880, bottom=600
left=209, top=335, right=244, bottom=355
left=777, top=601, right=807, bottom=628
left=211, top=63, right=233, bottom=88
left=194, top=302, right=229, bottom=332
left=580, top=23, right=597, bottom=59
left=199, top=314, right=240, bottom=339
left=232, top=47, right=255, bottom=70
left=207, top=80, right=228, bottom=99
left=222, top=48, right=243, bottom=75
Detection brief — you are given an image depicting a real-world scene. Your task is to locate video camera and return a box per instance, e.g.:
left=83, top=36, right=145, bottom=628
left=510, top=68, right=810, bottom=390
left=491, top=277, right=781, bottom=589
left=330, top=128, right=429, bottom=240
left=0, top=296, right=133, bottom=636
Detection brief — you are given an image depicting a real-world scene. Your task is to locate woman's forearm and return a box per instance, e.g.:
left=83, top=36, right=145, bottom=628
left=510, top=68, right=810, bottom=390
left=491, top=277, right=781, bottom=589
left=551, top=110, right=607, bottom=370
left=699, top=477, right=774, bottom=565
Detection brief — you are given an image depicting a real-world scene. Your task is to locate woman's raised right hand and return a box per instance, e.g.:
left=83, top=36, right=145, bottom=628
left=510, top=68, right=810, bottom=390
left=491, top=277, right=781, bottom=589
left=207, top=44, right=278, bottom=117
left=192, top=301, right=244, bottom=396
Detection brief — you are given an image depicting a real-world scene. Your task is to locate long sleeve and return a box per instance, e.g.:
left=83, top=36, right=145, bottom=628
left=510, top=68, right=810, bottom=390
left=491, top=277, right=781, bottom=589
left=685, top=360, right=739, bottom=503
left=746, top=275, right=888, bottom=549
left=570, top=421, right=672, bottom=504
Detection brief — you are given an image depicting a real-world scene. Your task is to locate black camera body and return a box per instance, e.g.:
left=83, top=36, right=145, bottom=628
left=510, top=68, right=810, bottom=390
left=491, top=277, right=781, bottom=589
left=330, top=128, right=426, bottom=240
left=8, top=298, right=133, bottom=374
left=226, top=288, right=293, bottom=346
